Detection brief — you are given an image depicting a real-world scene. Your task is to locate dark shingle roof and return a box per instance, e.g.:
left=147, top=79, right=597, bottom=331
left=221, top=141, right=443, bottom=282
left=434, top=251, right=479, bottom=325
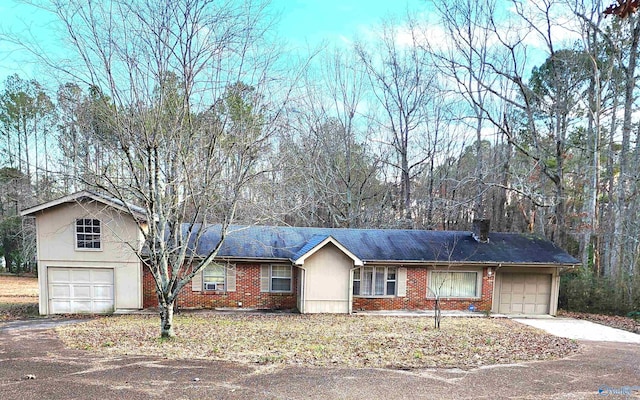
left=189, top=225, right=578, bottom=265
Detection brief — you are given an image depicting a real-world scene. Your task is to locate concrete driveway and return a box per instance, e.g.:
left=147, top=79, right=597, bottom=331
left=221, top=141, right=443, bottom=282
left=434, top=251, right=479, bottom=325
left=514, top=317, right=640, bottom=343
left=1, top=319, right=640, bottom=399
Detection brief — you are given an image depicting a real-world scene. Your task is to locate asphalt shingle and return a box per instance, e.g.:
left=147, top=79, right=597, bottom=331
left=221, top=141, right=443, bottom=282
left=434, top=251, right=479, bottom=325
left=188, top=225, right=578, bottom=265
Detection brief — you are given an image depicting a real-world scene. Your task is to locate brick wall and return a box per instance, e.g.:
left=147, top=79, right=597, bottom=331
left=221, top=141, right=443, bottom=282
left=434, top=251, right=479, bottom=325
left=142, top=263, right=297, bottom=310
left=143, top=264, right=495, bottom=313
left=352, top=267, right=495, bottom=312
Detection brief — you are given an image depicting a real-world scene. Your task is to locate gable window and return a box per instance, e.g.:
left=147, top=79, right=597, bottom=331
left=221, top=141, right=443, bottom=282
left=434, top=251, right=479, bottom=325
left=428, top=271, right=479, bottom=298
left=352, top=266, right=396, bottom=296
left=203, top=264, right=225, bottom=291
left=76, top=218, right=101, bottom=250
left=261, top=265, right=292, bottom=292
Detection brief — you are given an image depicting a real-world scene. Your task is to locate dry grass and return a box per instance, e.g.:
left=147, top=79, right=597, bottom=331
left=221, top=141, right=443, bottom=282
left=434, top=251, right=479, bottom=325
left=0, top=274, right=39, bottom=321
left=57, top=313, right=579, bottom=370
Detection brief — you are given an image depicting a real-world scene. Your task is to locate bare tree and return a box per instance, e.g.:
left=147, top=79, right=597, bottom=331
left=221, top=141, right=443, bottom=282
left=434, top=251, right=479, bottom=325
left=12, top=0, right=289, bottom=337
left=355, top=17, right=435, bottom=227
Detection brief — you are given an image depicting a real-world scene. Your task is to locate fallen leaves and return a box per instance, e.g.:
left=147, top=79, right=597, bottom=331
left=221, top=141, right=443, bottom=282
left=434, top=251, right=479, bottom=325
left=559, top=310, right=640, bottom=334
left=56, top=313, right=579, bottom=370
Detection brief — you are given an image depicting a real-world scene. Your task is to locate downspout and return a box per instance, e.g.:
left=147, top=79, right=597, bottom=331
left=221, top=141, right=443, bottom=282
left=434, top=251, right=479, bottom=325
left=295, top=264, right=306, bottom=314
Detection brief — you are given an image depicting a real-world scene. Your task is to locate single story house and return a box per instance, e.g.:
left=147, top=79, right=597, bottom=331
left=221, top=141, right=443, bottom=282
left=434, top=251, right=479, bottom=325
left=22, top=191, right=578, bottom=316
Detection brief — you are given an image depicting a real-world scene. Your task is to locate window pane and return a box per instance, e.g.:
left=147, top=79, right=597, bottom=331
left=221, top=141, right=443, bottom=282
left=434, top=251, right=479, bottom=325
left=430, top=272, right=477, bottom=297
left=353, top=281, right=360, bottom=295
left=387, top=267, right=396, bottom=280
left=272, top=278, right=291, bottom=291
left=271, top=265, right=291, bottom=278
left=362, top=267, right=373, bottom=296
left=204, top=264, right=225, bottom=276
left=353, top=269, right=360, bottom=280
left=386, top=281, right=396, bottom=295
left=204, top=264, right=225, bottom=284
left=204, top=275, right=225, bottom=284
left=76, top=219, right=101, bottom=249
left=375, top=268, right=385, bottom=295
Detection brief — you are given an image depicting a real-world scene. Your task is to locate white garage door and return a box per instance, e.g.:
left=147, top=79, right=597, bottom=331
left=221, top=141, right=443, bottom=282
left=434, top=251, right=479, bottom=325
left=498, top=273, right=551, bottom=315
left=48, top=268, right=114, bottom=314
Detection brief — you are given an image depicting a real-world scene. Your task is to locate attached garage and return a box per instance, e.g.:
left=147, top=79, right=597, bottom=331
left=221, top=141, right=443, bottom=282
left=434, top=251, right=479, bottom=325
left=48, top=268, right=114, bottom=314
left=497, top=272, right=553, bottom=315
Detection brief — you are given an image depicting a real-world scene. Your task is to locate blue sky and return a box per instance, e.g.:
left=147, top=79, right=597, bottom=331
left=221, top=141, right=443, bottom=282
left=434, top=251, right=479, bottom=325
left=0, top=0, right=426, bottom=84
left=270, top=0, right=425, bottom=46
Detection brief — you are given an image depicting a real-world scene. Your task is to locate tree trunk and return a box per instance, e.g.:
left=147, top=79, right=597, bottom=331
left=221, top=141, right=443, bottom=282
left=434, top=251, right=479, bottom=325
left=159, top=300, right=175, bottom=338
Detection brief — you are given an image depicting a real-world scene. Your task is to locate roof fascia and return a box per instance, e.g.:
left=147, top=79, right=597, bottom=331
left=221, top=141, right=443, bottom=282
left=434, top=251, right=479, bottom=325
left=21, top=190, right=147, bottom=221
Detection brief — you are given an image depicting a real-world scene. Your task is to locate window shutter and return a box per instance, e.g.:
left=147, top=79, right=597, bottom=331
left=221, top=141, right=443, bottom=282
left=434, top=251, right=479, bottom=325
left=260, top=265, right=270, bottom=292
left=397, top=267, right=407, bottom=297
left=227, top=264, right=236, bottom=292
left=192, top=268, right=202, bottom=291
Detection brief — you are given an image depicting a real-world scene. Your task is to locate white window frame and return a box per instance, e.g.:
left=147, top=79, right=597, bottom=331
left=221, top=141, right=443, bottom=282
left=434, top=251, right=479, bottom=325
left=270, top=264, right=292, bottom=293
left=352, top=266, right=397, bottom=297
left=75, top=218, right=102, bottom=251
left=203, top=263, right=226, bottom=292
left=427, top=270, right=481, bottom=299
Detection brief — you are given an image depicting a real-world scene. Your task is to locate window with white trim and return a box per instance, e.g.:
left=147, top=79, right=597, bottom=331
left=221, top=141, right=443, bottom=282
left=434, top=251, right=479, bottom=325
left=352, top=266, right=396, bottom=296
left=270, top=265, right=292, bottom=292
left=203, top=263, right=225, bottom=291
left=428, top=271, right=480, bottom=298
left=76, top=218, right=101, bottom=250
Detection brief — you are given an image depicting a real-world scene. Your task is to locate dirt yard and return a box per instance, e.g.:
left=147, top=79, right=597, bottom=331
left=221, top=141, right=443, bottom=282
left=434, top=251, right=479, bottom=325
left=57, top=313, right=580, bottom=370
left=0, top=275, right=39, bottom=320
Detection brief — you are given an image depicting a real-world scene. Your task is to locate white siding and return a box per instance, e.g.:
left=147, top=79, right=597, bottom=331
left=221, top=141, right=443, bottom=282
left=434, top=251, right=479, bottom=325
left=34, top=201, right=144, bottom=314
left=300, top=243, right=352, bottom=314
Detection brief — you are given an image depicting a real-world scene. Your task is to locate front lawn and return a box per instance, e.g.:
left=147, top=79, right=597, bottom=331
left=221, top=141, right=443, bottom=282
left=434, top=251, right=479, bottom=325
left=0, top=275, right=39, bottom=321
left=56, top=313, right=579, bottom=369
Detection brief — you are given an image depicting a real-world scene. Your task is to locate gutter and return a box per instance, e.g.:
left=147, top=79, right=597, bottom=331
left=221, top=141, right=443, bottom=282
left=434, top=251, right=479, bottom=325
left=361, top=260, right=578, bottom=268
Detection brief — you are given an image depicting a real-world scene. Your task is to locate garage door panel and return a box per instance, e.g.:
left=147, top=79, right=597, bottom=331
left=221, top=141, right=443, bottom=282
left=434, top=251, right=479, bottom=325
left=94, top=285, right=113, bottom=299
left=50, top=301, right=70, bottom=314
left=71, top=269, right=91, bottom=283
left=92, top=269, right=113, bottom=283
left=48, top=268, right=114, bottom=314
left=50, top=284, right=71, bottom=298
left=71, top=301, right=93, bottom=313
left=499, top=273, right=551, bottom=315
left=511, top=303, right=523, bottom=313
left=49, top=269, right=70, bottom=281
left=72, top=285, right=92, bottom=298
left=92, top=301, right=115, bottom=313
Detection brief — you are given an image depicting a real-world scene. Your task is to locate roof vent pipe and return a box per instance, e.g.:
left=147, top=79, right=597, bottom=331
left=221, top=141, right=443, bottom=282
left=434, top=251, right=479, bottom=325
left=472, top=219, right=490, bottom=243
